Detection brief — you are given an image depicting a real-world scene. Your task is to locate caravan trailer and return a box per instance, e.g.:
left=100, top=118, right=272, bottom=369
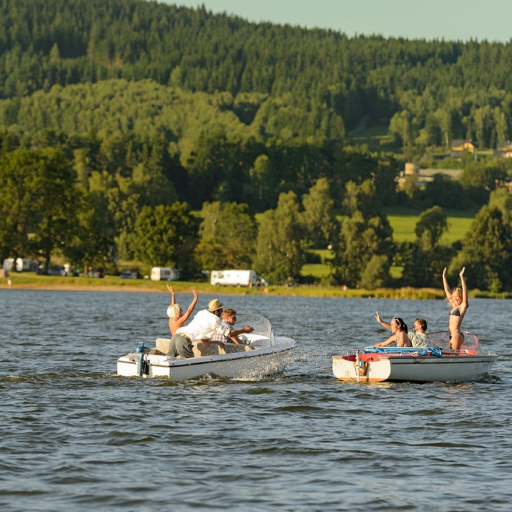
left=3, top=258, right=39, bottom=272
left=210, top=270, right=264, bottom=287
left=150, top=267, right=180, bottom=281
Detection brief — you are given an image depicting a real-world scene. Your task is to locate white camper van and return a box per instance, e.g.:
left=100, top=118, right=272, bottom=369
left=3, top=258, right=39, bottom=272
left=210, top=270, right=265, bottom=287
left=150, top=267, right=180, bottom=281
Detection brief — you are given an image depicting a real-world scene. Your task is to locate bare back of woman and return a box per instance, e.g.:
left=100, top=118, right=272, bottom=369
left=167, top=286, right=198, bottom=336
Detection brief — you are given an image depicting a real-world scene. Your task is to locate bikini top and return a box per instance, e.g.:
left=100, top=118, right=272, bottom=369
left=450, top=307, right=461, bottom=317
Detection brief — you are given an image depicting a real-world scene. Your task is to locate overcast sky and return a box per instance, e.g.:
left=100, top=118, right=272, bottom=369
left=161, top=0, right=512, bottom=43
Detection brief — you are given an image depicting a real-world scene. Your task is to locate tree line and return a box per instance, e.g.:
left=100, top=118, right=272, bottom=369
left=1, top=140, right=511, bottom=291
left=2, top=0, right=512, bottom=150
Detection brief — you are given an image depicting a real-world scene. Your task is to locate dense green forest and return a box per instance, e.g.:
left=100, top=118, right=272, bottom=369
left=0, top=0, right=511, bottom=290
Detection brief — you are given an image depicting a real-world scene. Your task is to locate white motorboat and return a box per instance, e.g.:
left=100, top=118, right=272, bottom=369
left=117, top=314, right=296, bottom=380
left=333, top=331, right=497, bottom=383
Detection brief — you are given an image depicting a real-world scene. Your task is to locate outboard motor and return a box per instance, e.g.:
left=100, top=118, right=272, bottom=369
left=136, top=343, right=145, bottom=376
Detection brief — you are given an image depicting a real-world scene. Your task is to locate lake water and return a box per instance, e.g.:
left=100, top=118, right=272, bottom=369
left=1, top=289, right=511, bottom=511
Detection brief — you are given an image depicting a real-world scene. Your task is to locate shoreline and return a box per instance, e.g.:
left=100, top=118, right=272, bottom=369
left=1, top=276, right=509, bottom=299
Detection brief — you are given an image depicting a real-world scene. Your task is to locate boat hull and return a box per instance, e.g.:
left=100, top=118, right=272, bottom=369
left=333, top=353, right=497, bottom=383
left=118, top=337, right=296, bottom=380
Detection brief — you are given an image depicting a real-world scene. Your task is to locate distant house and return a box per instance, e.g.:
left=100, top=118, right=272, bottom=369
left=451, top=139, right=476, bottom=158
left=397, top=163, right=463, bottom=189
left=493, top=141, right=512, bottom=159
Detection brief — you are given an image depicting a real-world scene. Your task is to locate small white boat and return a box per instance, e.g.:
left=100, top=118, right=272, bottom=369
left=117, top=314, right=296, bottom=380
left=333, top=331, right=497, bottom=383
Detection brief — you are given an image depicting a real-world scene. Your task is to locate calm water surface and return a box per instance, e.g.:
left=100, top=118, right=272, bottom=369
left=1, top=289, right=511, bottom=511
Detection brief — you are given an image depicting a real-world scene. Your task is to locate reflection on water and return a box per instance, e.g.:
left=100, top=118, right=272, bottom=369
left=1, top=289, right=511, bottom=510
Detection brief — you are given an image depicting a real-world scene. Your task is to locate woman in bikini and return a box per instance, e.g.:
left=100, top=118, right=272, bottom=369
left=442, top=267, right=468, bottom=350
left=166, top=285, right=198, bottom=336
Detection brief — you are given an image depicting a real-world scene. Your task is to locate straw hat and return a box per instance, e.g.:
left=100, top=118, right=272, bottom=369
left=208, top=299, right=224, bottom=312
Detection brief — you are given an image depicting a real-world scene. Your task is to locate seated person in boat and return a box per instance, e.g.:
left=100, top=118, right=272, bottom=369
left=409, top=318, right=429, bottom=347
left=166, top=299, right=230, bottom=358
left=375, top=312, right=428, bottom=347
left=374, top=313, right=411, bottom=347
left=166, top=286, right=198, bottom=336
left=210, top=309, right=254, bottom=345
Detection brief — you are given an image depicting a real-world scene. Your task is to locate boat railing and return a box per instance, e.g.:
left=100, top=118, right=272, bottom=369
left=426, top=331, right=480, bottom=354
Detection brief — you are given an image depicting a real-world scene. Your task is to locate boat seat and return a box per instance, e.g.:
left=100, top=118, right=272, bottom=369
left=192, top=341, right=252, bottom=357
left=223, top=343, right=252, bottom=354
left=156, top=338, right=252, bottom=358
left=156, top=338, right=172, bottom=354
left=193, top=341, right=221, bottom=357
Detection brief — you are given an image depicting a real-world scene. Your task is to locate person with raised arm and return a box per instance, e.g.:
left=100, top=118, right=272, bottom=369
left=373, top=313, right=411, bottom=348
left=166, top=285, right=198, bottom=336
left=375, top=312, right=429, bottom=347
left=442, top=267, right=469, bottom=350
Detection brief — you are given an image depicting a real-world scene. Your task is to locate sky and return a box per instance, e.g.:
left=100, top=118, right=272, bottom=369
left=162, top=0, right=512, bottom=43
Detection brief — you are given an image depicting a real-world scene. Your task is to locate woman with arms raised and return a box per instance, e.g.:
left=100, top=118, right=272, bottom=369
left=166, top=285, right=198, bottom=336
left=442, top=267, right=468, bottom=350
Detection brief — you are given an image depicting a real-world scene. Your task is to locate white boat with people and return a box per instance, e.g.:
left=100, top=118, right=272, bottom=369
left=117, top=314, right=296, bottom=380
left=333, top=331, right=497, bottom=383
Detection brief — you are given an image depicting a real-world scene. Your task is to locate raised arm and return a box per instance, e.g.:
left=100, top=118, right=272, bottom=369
left=442, top=267, right=451, bottom=299
left=180, top=289, right=198, bottom=323
left=166, top=285, right=176, bottom=306
left=375, top=311, right=392, bottom=331
left=459, top=267, right=469, bottom=311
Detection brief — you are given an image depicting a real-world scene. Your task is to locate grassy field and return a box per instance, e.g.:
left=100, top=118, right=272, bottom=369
left=301, top=208, right=476, bottom=280
left=384, top=207, right=476, bottom=244
left=347, top=124, right=399, bottom=152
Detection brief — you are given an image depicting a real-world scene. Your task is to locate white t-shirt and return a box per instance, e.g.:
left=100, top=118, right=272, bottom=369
left=176, top=309, right=230, bottom=342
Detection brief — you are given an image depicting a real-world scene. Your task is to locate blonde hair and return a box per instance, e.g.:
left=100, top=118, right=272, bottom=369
left=167, top=304, right=181, bottom=320
left=447, top=287, right=462, bottom=307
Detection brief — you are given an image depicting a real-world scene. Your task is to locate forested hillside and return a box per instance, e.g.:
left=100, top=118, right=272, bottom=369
left=3, top=0, right=512, bottom=147
left=0, top=0, right=511, bottom=290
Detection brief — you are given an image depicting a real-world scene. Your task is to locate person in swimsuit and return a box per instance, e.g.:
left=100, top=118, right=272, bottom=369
left=166, top=285, right=198, bottom=336
left=442, top=267, right=468, bottom=350
left=374, top=313, right=411, bottom=347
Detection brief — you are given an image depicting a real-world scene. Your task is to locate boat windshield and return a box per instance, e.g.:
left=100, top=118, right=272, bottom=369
left=425, top=331, right=481, bottom=354
left=236, top=314, right=275, bottom=346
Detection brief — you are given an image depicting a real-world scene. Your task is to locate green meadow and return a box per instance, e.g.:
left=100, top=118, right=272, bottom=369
left=302, top=208, right=476, bottom=280
left=384, top=207, right=476, bottom=244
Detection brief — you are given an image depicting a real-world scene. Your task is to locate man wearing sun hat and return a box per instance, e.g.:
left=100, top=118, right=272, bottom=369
left=166, top=298, right=231, bottom=358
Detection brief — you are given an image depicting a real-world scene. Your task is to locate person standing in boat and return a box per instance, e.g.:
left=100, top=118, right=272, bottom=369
left=373, top=313, right=411, bottom=347
left=211, top=309, right=254, bottom=345
left=166, top=298, right=230, bottom=358
left=166, top=285, right=198, bottom=336
left=442, top=267, right=468, bottom=350
left=375, top=313, right=428, bottom=347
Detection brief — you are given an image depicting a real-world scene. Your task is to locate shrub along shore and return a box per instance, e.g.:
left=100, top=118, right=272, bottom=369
left=1, top=274, right=509, bottom=299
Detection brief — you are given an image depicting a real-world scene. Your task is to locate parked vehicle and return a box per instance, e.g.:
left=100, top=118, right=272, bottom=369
left=210, top=269, right=266, bottom=287
left=47, top=265, right=64, bottom=276
left=121, top=270, right=142, bottom=279
left=150, top=267, right=180, bottom=281
left=3, top=258, right=39, bottom=272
